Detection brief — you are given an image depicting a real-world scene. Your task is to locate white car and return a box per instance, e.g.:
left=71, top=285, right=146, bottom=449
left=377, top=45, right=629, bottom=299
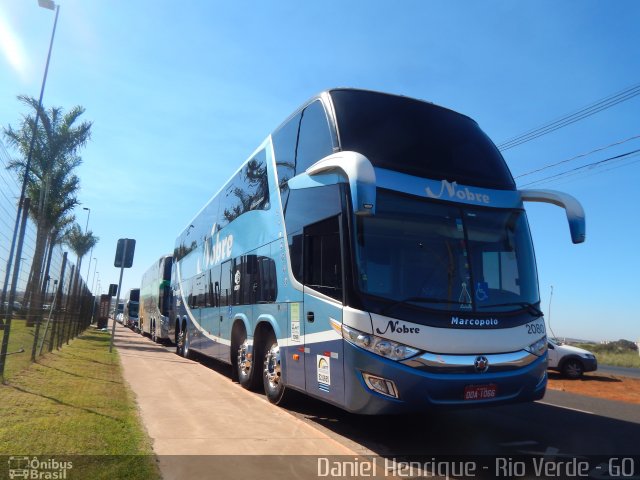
left=547, top=339, right=598, bottom=379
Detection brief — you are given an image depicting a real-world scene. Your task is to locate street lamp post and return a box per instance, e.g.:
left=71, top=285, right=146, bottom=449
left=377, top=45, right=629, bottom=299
left=82, top=207, right=94, bottom=286
left=92, top=270, right=99, bottom=294
left=83, top=207, right=90, bottom=233
left=0, top=0, right=60, bottom=318
left=90, top=259, right=97, bottom=293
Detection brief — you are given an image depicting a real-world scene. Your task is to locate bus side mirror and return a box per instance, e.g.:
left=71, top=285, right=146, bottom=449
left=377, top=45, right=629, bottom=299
left=288, top=151, right=377, bottom=215
left=520, top=189, right=586, bottom=244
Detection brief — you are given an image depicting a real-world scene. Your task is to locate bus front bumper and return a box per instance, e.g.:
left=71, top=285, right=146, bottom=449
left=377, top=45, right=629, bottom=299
left=342, top=341, right=547, bottom=415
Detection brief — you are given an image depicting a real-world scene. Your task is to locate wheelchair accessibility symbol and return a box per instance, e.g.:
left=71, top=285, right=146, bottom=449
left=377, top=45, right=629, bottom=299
left=476, top=282, right=489, bottom=302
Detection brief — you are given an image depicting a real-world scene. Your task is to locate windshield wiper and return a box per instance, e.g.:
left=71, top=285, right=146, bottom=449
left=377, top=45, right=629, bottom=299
left=477, top=302, right=543, bottom=317
left=381, top=296, right=465, bottom=315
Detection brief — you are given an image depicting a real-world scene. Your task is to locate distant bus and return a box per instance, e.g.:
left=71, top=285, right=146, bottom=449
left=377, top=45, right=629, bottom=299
left=139, top=255, right=173, bottom=342
left=171, top=88, right=585, bottom=414
left=124, top=288, right=140, bottom=330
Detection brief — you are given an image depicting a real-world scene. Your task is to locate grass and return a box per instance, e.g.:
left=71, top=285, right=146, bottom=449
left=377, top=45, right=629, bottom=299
left=0, top=328, right=160, bottom=479
left=595, top=351, right=640, bottom=369
left=2, top=317, right=39, bottom=381
left=575, top=343, right=640, bottom=369
left=1, top=313, right=63, bottom=381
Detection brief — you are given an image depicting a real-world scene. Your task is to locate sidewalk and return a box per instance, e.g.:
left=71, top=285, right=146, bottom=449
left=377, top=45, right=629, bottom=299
left=112, top=321, right=359, bottom=478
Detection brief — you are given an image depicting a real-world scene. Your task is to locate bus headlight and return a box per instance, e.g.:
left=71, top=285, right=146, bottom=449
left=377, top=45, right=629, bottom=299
left=342, top=324, right=421, bottom=361
left=525, top=336, right=547, bottom=357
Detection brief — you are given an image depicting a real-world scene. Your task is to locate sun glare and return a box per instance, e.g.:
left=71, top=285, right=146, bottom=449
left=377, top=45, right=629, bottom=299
left=0, top=11, right=28, bottom=80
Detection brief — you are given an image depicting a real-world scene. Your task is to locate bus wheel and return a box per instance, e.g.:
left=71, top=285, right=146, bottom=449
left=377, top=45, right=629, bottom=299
left=236, top=332, right=260, bottom=390
left=263, top=332, right=287, bottom=405
left=177, top=322, right=191, bottom=358
left=151, top=321, right=157, bottom=343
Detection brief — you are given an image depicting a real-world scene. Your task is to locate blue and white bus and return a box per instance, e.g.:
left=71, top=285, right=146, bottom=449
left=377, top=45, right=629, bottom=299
left=124, top=287, right=140, bottom=331
left=139, top=254, right=173, bottom=342
left=171, top=88, right=585, bottom=414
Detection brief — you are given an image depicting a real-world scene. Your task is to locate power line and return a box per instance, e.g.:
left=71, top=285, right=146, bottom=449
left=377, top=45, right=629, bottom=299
left=497, top=82, right=640, bottom=151
left=514, top=133, right=640, bottom=179
left=518, top=148, right=640, bottom=188
left=533, top=156, right=640, bottom=189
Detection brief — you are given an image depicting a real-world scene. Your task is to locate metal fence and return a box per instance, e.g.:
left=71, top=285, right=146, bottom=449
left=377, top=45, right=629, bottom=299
left=0, top=140, right=94, bottom=382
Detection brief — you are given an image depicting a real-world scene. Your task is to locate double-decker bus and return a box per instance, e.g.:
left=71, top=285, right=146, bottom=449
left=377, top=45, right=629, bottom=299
left=139, top=255, right=173, bottom=342
left=124, top=288, right=140, bottom=331
left=171, top=88, right=585, bottom=414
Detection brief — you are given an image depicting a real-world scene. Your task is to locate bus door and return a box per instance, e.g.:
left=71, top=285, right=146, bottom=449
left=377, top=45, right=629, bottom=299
left=216, top=260, right=233, bottom=361
left=302, top=216, right=345, bottom=405
left=189, top=275, right=204, bottom=352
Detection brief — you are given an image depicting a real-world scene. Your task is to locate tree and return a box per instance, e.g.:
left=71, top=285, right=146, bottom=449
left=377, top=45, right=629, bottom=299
left=64, top=223, right=99, bottom=290
left=3, top=95, right=92, bottom=314
left=64, top=223, right=99, bottom=333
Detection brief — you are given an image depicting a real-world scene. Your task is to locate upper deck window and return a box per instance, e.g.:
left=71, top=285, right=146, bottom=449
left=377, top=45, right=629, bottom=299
left=330, top=89, right=515, bottom=190
left=273, top=101, right=335, bottom=213
left=296, top=100, right=334, bottom=173
left=219, top=149, right=270, bottom=227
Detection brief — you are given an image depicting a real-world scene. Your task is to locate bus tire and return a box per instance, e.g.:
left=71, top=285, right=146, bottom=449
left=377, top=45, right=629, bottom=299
left=177, top=321, right=191, bottom=359
left=263, top=331, right=287, bottom=405
left=236, top=329, right=260, bottom=390
left=151, top=320, right=157, bottom=343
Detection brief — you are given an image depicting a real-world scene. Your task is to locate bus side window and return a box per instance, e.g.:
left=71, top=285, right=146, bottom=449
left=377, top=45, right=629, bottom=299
left=186, top=278, right=195, bottom=309
left=288, top=233, right=303, bottom=284
left=220, top=260, right=232, bottom=307
left=195, top=274, right=206, bottom=308
left=208, top=266, right=220, bottom=308
left=304, top=215, right=343, bottom=302
left=218, top=150, right=269, bottom=226
left=243, top=255, right=258, bottom=305
left=296, top=100, right=334, bottom=174
left=258, top=256, right=277, bottom=303
left=273, top=112, right=302, bottom=210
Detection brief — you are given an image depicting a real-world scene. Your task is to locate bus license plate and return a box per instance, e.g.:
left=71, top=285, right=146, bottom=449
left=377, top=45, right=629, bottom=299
left=464, top=384, right=497, bottom=400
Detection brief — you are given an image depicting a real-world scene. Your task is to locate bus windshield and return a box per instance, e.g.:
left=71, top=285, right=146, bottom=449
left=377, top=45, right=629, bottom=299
left=355, top=190, right=539, bottom=314
left=331, top=89, right=515, bottom=190
left=128, top=302, right=140, bottom=317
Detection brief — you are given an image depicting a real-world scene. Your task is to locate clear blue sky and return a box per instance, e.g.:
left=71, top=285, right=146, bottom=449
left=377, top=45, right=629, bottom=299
left=1, top=0, right=638, bottom=342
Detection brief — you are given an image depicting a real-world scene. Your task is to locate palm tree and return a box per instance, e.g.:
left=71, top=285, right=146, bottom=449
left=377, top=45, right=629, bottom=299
left=64, top=223, right=99, bottom=291
left=64, top=223, right=99, bottom=331
left=3, top=95, right=92, bottom=314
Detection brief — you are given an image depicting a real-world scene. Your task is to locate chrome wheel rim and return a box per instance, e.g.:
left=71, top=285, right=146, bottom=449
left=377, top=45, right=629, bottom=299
left=264, top=343, right=281, bottom=389
left=237, top=340, right=251, bottom=378
left=177, top=330, right=184, bottom=353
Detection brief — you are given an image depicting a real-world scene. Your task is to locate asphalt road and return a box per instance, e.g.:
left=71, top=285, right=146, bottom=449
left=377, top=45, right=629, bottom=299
left=181, top=346, right=640, bottom=459
left=598, top=363, right=640, bottom=379
left=128, top=328, right=640, bottom=478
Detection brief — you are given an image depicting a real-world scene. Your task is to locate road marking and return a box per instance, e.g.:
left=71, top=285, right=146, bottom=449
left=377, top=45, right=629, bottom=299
left=537, top=401, right=594, bottom=415
left=500, top=441, right=538, bottom=447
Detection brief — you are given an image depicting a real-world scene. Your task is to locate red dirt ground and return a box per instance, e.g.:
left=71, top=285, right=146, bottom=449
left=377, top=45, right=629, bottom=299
left=547, top=372, right=640, bottom=404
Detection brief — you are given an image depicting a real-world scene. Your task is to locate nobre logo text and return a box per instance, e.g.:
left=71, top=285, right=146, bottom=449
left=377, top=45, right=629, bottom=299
left=426, top=180, right=490, bottom=204
left=376, top=321, right=420, bottom=335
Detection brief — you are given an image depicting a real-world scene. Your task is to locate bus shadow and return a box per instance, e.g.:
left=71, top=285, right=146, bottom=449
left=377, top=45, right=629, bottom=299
left=548, top=372, right=622, bottom=383
left=190, top=351, right=236, bottom=380
left=280, top=394, right=640, bottom=458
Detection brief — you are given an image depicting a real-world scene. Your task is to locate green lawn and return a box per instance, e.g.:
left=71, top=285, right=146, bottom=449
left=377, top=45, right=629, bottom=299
left=596, top=351, right=640, bottom=369
left=575, top=343, right=640, bottom=369
left=1, top=317, right=38, bottom=381
left=0, top=328, right=160, bottom=479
